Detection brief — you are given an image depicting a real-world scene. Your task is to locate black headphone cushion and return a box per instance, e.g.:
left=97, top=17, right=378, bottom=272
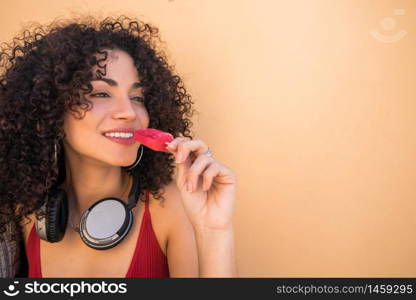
left=45, top=188, right=68, bottom=242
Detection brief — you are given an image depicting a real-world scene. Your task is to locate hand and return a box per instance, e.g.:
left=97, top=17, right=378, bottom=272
left=165, top=137, right=237, bottom=232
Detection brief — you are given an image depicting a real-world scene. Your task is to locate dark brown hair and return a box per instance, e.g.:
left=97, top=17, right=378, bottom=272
left=0, top=15, right=195, bottom=255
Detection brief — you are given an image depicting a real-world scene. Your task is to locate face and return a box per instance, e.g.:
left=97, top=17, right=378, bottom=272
left=63, top=48, right=149, bottom=168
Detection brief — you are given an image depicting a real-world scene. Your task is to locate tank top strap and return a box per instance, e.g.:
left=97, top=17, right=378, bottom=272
left=144, top=189, right=150, bottom=214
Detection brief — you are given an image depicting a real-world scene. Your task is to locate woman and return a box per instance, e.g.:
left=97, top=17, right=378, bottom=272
left=0, top=15, right=237, bottom=277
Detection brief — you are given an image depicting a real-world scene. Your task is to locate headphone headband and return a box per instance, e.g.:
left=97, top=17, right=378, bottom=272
left=127, top=166, right=141, bottom=210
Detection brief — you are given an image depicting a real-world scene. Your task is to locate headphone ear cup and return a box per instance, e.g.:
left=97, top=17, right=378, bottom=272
left=45, top=188, right=68, bottom=242
left=79, top=198, right=134, bottom=250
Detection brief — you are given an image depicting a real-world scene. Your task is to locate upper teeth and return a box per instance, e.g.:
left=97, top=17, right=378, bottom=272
left=104, top=132, right=133, bottom=138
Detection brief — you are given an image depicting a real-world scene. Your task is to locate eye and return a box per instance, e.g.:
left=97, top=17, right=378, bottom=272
left=131, top=96, right=145, bottom=103
left=90, top=92, right=109, bottom=98
left=88, top=92, right=144, bottom=103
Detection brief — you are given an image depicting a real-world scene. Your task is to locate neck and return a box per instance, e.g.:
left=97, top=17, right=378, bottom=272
left=60, top=150, right=133, bottom=223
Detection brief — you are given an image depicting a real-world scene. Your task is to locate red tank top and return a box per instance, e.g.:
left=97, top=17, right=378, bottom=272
left=25, top=189, right=170, bottom=278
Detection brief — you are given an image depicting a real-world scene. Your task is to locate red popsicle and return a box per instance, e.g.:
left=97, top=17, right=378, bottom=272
left=133, top=128, right=174, bottom=152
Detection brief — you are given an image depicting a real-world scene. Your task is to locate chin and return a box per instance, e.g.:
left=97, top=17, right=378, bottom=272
left=120, top=158, right=138, bottom=167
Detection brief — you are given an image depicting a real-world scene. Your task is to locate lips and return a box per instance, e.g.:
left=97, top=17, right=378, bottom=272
left=102, top=127, right=135, bottom=134
left=102, top=128, right=136, bottom=145
left=103, top=135, right=136, bottom=145
left=102, top=127, right=175, bottom=149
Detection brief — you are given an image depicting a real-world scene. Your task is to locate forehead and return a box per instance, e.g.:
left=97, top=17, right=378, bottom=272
left=94, top=48, right=124, bottom=63
left=91, top=49, right=139, bottom=80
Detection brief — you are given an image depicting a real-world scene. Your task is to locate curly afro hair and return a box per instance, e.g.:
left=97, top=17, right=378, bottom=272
left=0, top=15, right=196, bottom=262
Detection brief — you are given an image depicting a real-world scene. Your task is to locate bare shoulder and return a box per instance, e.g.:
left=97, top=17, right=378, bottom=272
left=148, top=180, right=199, bottom=277
left=155, top=181, right=184, bottom=211
left=147, top=180, right=189, bottom=235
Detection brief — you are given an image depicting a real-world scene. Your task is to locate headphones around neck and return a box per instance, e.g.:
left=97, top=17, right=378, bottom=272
left=35, top=145, right=144, bottom=250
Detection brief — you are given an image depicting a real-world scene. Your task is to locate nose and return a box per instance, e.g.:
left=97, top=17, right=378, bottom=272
left=111, top=96, right=137, bottom=121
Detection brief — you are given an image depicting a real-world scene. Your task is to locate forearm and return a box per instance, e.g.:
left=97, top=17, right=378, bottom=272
left=194, top=226, right=238, bottom=278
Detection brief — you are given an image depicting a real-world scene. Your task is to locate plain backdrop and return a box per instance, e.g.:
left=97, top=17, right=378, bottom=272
left=1, top=0, right=415, bottom=277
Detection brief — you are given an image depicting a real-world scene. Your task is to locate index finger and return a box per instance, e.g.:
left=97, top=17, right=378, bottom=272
left=169, top=138, right=209, bottom=163
left=165, top=137, right=188, bottom=154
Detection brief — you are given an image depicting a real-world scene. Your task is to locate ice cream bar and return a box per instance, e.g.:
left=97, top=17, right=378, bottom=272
left=133, top=128, right=174, bottom=152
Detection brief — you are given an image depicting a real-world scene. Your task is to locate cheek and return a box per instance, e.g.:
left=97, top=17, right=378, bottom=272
left=63, top=122, right=86, bottom=149
left=63, top=112, right=98, bottom=147
left=136, top=107, right=150, bottom=127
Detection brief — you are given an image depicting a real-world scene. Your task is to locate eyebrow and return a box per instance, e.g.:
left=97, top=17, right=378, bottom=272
left=91, top=77, right=144, bottom=89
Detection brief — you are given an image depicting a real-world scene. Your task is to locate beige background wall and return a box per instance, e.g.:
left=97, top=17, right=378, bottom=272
left=1, top=0, right=415, bottom=277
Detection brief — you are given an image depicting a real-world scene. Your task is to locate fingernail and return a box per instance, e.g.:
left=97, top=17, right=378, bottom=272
left=176, top=153, right=182, bottom=163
